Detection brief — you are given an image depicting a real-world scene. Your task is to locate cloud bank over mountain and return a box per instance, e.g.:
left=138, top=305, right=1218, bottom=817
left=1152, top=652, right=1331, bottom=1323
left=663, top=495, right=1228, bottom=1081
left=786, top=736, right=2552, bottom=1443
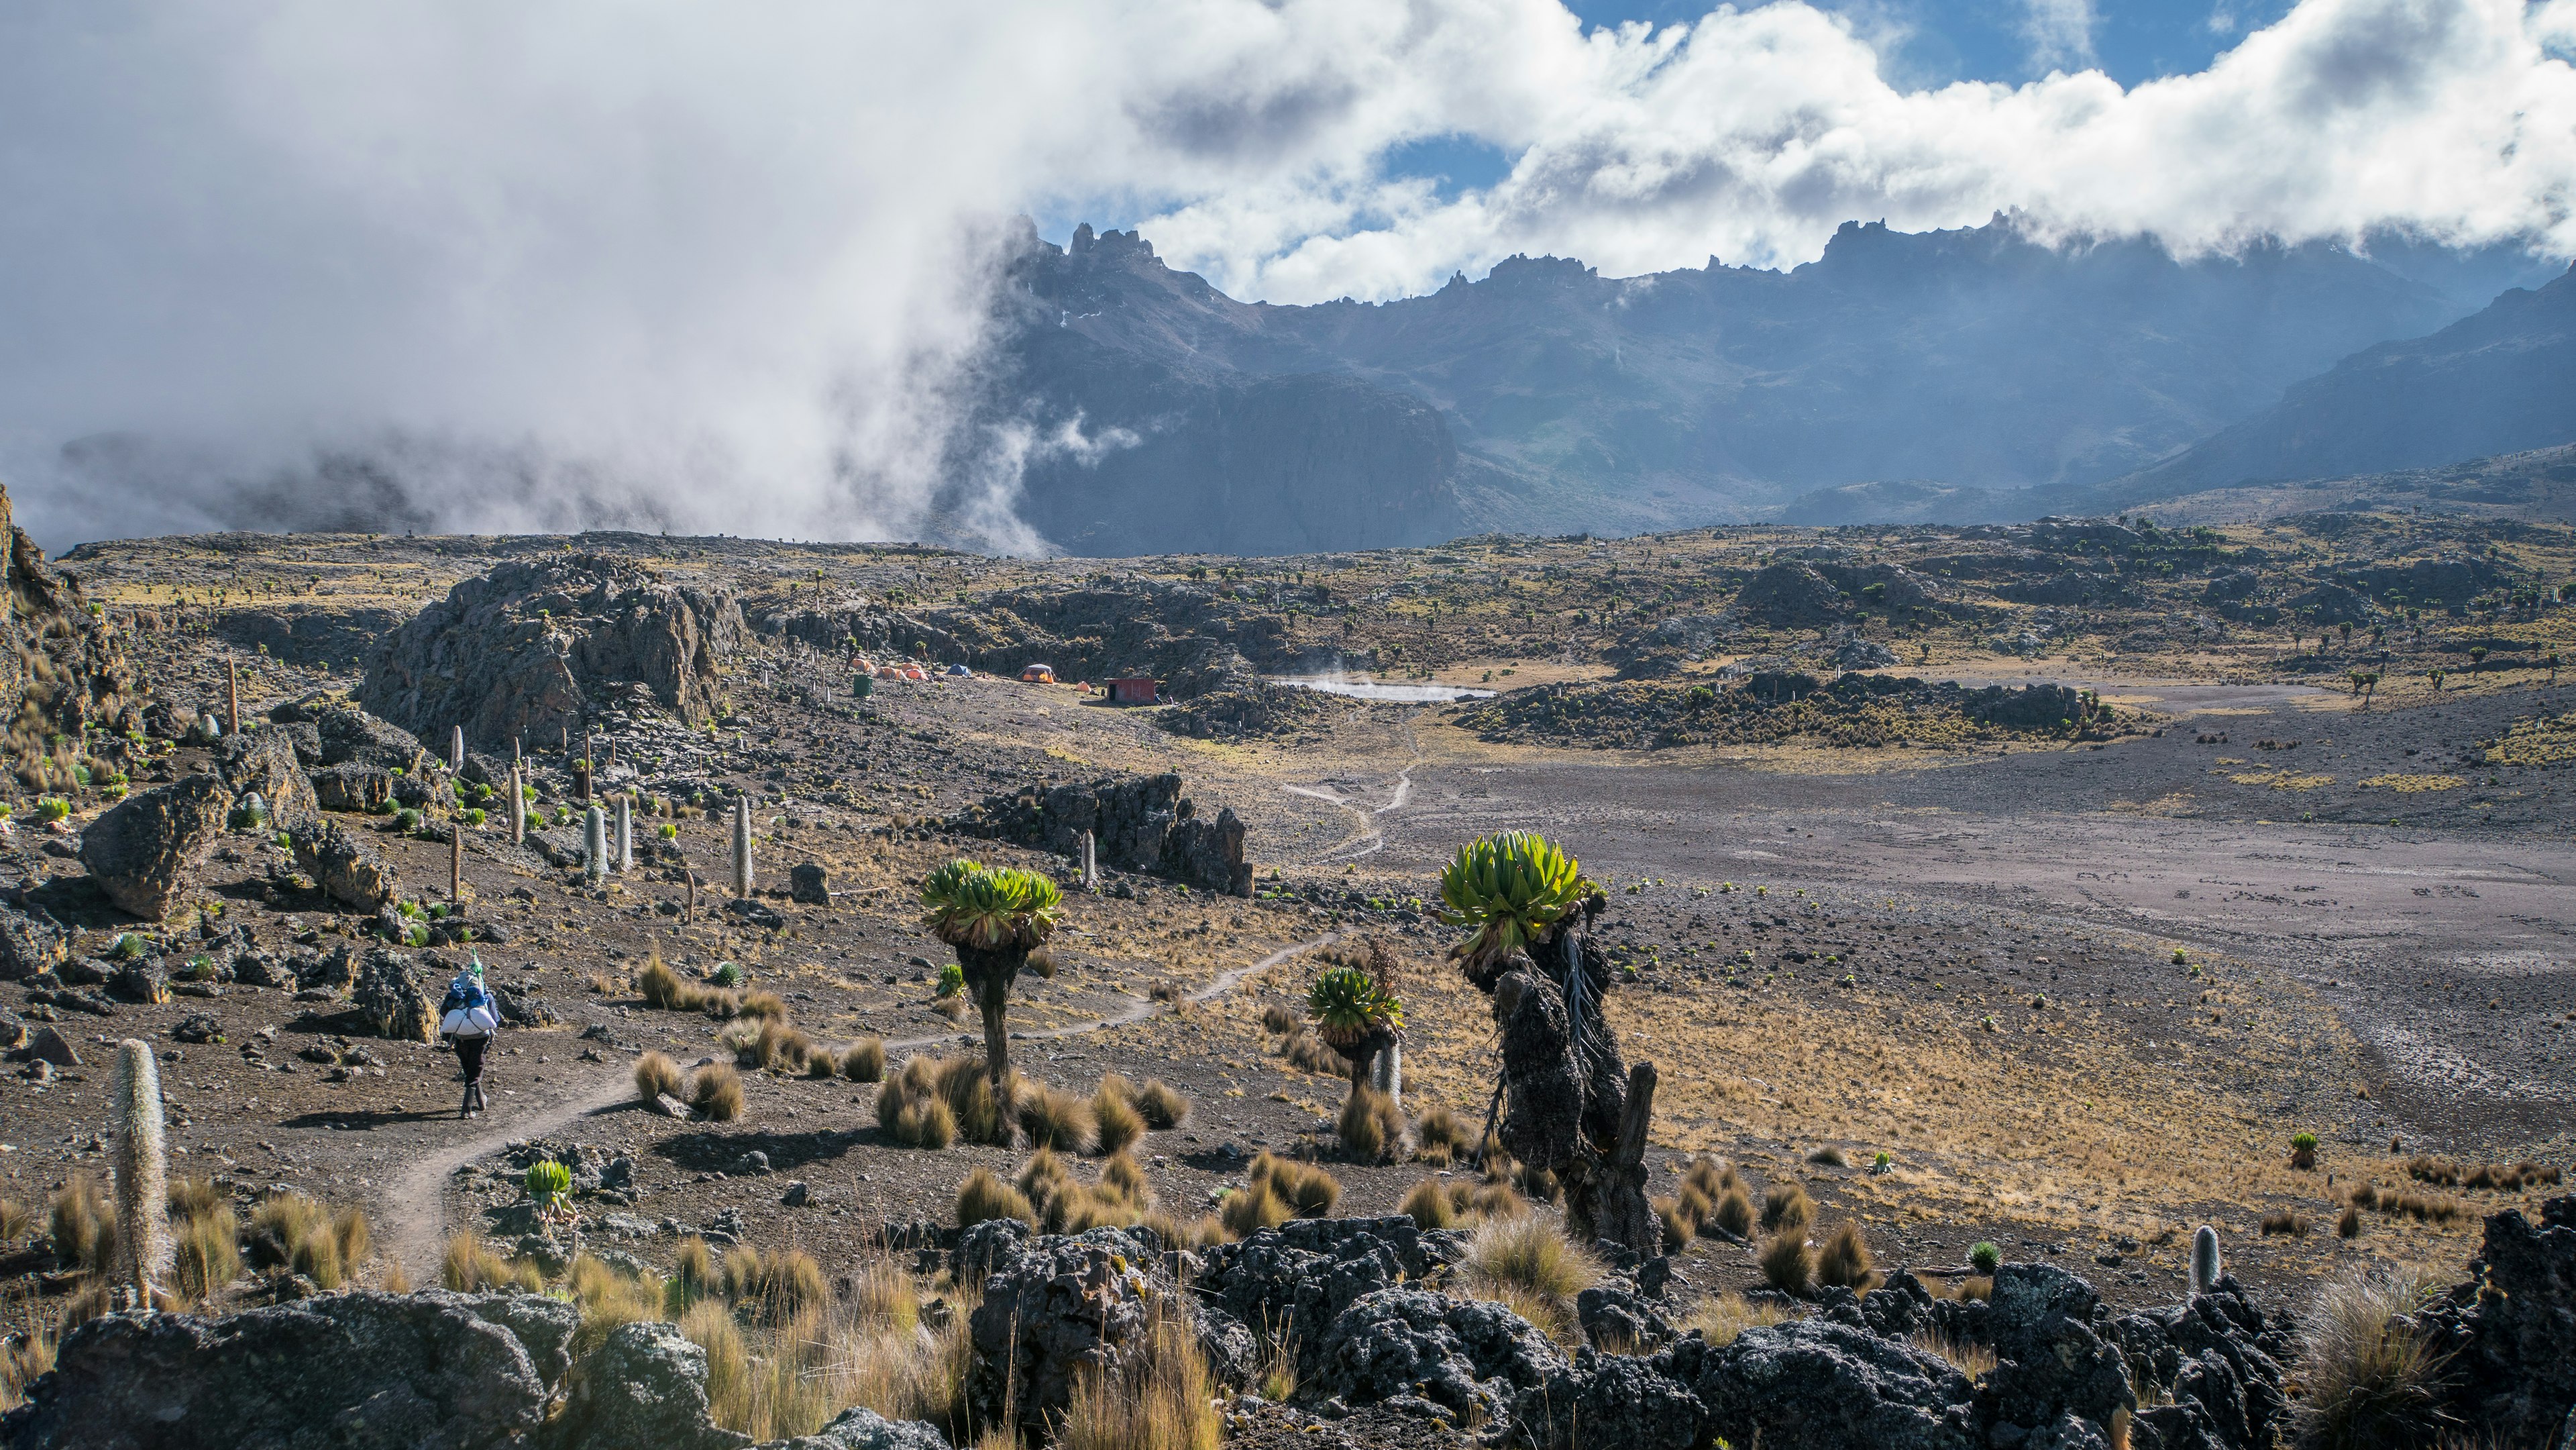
left=2, top=0, right=2572, bottom=548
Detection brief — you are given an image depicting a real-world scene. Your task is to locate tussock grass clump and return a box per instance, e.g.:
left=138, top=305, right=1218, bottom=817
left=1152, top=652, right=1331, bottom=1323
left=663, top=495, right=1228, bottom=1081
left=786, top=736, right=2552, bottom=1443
left=441, top=1231, right=543, bottom=1292
left=1092, top=1076, right=1144, bottom=1155
left=1018, top=1085, right=1097, bottom=1153
left=1912, top=1331, right=1996, bottom=1380
left=1759, top=1232, right=1815, bottom=1294
left=635, top=1051, right=686, bottom=1104
left=248, top=1193, right=358, bottom=1289
left=722, top=1244, right=826, bottom=1324
left=0, top=1198, right=32, bottom=1244
left=2260, top=1210, right=2308, bottom=1237
left=1401, top=1178, right=1458, bottom=1230
left=1760, top=1181, right=1813, bottom=1235
left=958, top=1168, right=1036, bottom=1230
left=637, top=953, right=690, bottom=1008
left=1220, top=1180, right=1291, bottom=1237
left=733, top=1019, right=814, bottom=1074
left=1, top=1323, right=56, bottom=1413
left=1684, top=1292, right=1802, bottom=1347
left=841, top=1037, right=887, bottom=1084
left=1411, top=1105, right=1473, bottom=1167
left=567, top=1252, right=670, bottom=1361
left=1281, top=1029, right=1343, bottom=1077
left=1337, top=1086, right=1405, bottom=1163
left=2293, top=1267, right=2452, bottom=1450
left=681, top=1299, right=753, bottom=1431
left=736, top=990, right=787, bottom=1022
left=174, top=1204, right=241, bottom=1305
left=1709, top=1186, right=1756, bottom=1240
left=167, top=1176, right=225, bottom=1222
left=1805, top=1146, right=1849, bottom=1169
left=1460, top=1214, right=1599, bottom=1343
left=1259, top=1004, right=1298, bottom=1035
left=1134, top=1079, right=1190, bottom=1130
left=1059, top=1299, right=1220, bottom=1450
left=672, top=1236, right=718, bottom=1305
left=1247, top=1152, right=1340, bottom=1218
left=1815, top=1221, right=1878, bottom=1292
left=691, top=1063, right=746, bottom=1122
left=2337, top=1205, right=2363, bottom=1239
left=49, top=1174, right=114, bottom=1272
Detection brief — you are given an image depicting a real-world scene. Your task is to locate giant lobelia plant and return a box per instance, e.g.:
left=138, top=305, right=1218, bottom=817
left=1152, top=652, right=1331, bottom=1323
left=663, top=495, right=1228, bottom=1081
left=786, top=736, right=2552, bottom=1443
left=921, top=859, right=1064, bottom=1092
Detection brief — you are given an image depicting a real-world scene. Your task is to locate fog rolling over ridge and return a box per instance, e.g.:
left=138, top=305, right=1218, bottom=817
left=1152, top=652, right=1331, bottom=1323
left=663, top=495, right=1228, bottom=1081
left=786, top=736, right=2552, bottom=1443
left=5, top=0, right=2576, bottom=552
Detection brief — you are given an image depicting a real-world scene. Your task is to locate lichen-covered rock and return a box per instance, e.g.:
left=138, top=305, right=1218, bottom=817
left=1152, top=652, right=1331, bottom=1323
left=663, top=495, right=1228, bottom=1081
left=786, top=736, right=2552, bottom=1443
left=0, top=1291, right=562, bottom=1450
left=216, top=727, right=320, bottom=830
left=763, top=1407, right=951, bottom=1450
left=1693, top=1318, right=1978, bottom=1450
left=952, top=1217, right=1030, bottom=1280
left=294, top=821, right=399, bottom=910
left=361, top=554, right=742, bottom=751
left=551, top=1319, right=751, bottom=1450
left=1511, top=1350, right=1704, bottom=1449
left=1309, top=1288, right=1568, bottom=1426
left=967, top=1228, right=1166, bottom=1431
left=315, top=705, right=429, bottom=770
left=79, top=774, right=231, bottom=919
left=354, top=948, right=436, bottom=1041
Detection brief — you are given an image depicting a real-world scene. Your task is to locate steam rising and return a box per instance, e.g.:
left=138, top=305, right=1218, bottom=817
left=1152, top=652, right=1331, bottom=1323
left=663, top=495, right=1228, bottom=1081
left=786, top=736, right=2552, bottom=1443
left=3, top=0, right=2571, bottom=550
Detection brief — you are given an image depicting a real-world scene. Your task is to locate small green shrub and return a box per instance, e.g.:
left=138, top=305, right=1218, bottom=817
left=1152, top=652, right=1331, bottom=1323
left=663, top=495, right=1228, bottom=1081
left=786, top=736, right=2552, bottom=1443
left=1969, top=1241, right=2001, bottom=1275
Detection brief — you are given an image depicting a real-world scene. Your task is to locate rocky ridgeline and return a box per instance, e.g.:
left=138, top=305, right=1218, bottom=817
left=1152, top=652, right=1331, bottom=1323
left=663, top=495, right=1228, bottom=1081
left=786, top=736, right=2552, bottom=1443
left=12, top=1198, right=2571, bottom=1449
left=1458, top=672, right=2146, bottom=753
left=945, top=772, right=1251, bottom=897
left=360, top=552, right=744, bottom=752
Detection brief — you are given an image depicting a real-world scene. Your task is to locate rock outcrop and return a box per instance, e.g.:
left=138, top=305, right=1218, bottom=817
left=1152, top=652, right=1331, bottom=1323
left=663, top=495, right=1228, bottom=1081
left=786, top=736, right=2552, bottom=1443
left=294, top=823, right=399, bottom=911
left=78, top=774, right=232, bottom=919
left=949, top=773, right=1251, bottom=896
left=215, top=727, right=321, bottom=830
left=551, top=1320, right=751, bottom=1450
left=1309, top=1287, right=1568, bottom=1427
left=354, top=948, right=437, bottom=1041
left=0, top=1290, right=575, bottom=1450
left=0, top=904, right=68, bottom=980
left=0, top=482, right=138, bottom=768
left=966, top=1227, right=1165, bottom=1430
left=360, top=554, right=742, bottom=750
left=1729, top=562, right=1851, bottom=628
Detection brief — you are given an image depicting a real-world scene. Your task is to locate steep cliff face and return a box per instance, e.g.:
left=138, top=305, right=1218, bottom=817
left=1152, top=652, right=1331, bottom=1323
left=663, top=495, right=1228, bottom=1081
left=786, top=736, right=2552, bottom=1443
left=977, top=217, right=2476, bottom=548
left=2104, top=263, right=2576, bottom=501
left=984, top=226, right=1466, bottom=556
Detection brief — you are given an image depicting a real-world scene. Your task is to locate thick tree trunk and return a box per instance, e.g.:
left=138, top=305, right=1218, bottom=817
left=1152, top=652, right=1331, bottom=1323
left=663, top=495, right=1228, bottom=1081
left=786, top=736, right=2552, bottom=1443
left=979, top=978, right=1012, bottom=1091
left=1599, top=1061, right=1660, bottom=1256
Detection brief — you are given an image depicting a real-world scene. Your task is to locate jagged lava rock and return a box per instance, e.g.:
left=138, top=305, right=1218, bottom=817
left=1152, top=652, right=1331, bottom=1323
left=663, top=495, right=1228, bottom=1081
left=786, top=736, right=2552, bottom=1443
left=78, top=774, right=231, bottom=920
left=0, top=1290, right=574, bottom=1450
left=354, top=948, right=437, bottom=1041
left=361, top=554, right=741, bottom=750
left=215, top=727, right=320, bottom=830
left=967, top=1227, right=1168, bottom=1429
left=294, top=821, right=399, bottom=911
left=1693, top=1318, right=1978, bottom=1450
left=551, top=1319, right=750, bottom=1450
left=1309, top=1287, right=1568, bottom=1425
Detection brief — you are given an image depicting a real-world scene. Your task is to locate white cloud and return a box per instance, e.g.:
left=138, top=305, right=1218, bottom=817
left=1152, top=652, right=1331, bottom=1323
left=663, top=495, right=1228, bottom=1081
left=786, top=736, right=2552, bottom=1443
left=1, top=0, right=2571, bottom=548
left=2020, top=0, right=2100, bottom=69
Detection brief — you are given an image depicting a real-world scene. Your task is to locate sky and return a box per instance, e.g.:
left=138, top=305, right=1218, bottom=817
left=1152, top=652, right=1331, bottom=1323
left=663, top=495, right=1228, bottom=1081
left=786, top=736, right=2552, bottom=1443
left=3, top=0, right=2573, bottom=548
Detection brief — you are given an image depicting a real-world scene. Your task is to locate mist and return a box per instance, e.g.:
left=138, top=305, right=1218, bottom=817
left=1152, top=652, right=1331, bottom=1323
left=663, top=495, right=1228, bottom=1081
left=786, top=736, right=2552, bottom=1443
left=3, top=0, right=2572, bottom=552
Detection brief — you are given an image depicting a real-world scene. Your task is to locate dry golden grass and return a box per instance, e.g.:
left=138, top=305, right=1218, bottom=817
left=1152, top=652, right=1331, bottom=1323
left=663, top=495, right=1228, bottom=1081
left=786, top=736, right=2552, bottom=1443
left=1759, top=1232, right=1815, bottom=1294
left=1059, top=1300, right=1220, bottom=1450
left=1134, top=1079, right=1191, bottom=1129
left=691, top=1063, right=746, bottom=1122
left=841, top=1036, right=888, bottom=1083
left=174, top=1206, right=240, bottom=1306
left=957, top=1168, right=1036, bottom=1230
left=1816, top=1221, right=1878, bottom=1291
left=1017, top=1084, right=1096, bottom=1153
left=1336, top=1086, right=1404, bottom=1162
left=48, top=1174, right=113, bottom=1273
left=1092, top=1076, right=1144, bottom=1154
left=1683, top=1292, right=1802, bottom=1347
left=635, top=1051, right=686, bottom=1103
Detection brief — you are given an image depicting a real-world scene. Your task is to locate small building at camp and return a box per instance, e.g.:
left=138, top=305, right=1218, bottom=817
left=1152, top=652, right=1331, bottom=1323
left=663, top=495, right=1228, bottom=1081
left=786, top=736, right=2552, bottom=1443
left=1105, top=676, right=1158, bottom=705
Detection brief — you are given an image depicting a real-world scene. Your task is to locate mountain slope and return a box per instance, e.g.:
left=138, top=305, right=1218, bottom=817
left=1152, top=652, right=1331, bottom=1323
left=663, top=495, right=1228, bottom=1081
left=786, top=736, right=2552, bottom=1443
left=2100, top=264, right=2576, bottom=505
left=979, top=217, right=2477, bottom=552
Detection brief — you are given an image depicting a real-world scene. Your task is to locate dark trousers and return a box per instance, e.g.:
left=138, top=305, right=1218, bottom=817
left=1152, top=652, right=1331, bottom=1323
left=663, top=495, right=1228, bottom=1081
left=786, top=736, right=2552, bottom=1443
left=453, top=1034, right=490, bottom=1111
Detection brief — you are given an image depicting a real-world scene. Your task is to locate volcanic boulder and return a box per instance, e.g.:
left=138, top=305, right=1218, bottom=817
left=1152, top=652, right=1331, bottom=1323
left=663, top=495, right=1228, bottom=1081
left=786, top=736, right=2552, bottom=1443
left=215, top=726, right=321, bottom=830
left=967, top=1228, right=1167, bottom=1430
left=0, top=1290, right=574, bottom=1450
left=1729, top=562, right=1850, bottom=628
left=951, top=772, right=1250, bottom=896
left=0, top=481, right=138, bottom=758
left=294, top=821, right=399, bottom=911
left=79, top=774, right=233, bottom=919
left=360, top=554, right=742, bottom=750
left=354, top=948, right=437, bottom=1041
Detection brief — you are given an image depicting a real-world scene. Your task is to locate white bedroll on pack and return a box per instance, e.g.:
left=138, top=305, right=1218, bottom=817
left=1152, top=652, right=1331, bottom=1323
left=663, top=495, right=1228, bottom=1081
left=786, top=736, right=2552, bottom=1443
left=440, top=959, right=501, bottom=1037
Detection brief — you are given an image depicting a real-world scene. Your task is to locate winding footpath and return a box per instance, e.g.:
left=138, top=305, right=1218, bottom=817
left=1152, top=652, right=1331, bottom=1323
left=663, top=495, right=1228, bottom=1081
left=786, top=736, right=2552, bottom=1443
left=382, top=931, right=1342, bottom=1278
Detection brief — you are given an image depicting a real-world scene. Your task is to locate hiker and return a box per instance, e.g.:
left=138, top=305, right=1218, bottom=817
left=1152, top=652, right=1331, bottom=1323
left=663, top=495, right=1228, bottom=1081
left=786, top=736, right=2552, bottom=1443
left=438, top=957, right=501, bottom=1117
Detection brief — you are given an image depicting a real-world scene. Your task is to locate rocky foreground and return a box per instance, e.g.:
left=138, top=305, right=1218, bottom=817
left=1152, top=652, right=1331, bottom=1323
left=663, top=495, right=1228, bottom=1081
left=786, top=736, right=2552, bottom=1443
left=9, top=1195, right=2573, bottom=1450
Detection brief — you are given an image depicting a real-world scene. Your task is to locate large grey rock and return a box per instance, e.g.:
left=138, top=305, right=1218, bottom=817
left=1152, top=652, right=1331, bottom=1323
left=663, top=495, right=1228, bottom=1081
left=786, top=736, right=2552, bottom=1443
left=1193, top=1219, right=1427, bottom=1367
left=360, top=554, right=742, bottom=750
left=354, top=949, right=436, bottom=1041
left=2420, top=1194, right=2576, bottom=1447
left=762, top=1408, right=949, bottom=1450
left=551, top=1319, right=749, bottom=1450
left=216, top=727, right=320, bottom=830
left=1729, top=562, right=1849, bottom=627
left=80, top=774, right=231, bottom=919
left=1978, top=1263, right=2133, bottom=1438
left=1693, top=1318, right=1978, bottom=1450
left=2104, top=1280, right=2286, bottom=1450
left=314, top=706, right=427, bottom=770
left=294, top=822, right=399, bottom=910
left=0, top=1291, right=561, bottom=1450
left=1309, top=1287, right=1568, bottom=1427
left=967, top=1228, right=1165, bottom=1430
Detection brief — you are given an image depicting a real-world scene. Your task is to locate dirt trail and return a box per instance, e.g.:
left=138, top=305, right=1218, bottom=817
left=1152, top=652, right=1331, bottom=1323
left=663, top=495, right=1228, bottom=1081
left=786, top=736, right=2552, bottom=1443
left=382, top=933, right=1340, bottom=1278
left=1291, top=715, right=1423, bottom=864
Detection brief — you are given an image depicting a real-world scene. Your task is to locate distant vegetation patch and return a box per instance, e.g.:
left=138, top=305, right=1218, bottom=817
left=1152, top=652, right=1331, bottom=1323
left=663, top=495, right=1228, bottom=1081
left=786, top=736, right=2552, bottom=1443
left=1156, top=682, right=1345, bottom=743
left=1455, top=672, right=2150, bottom=751
left=2359, top=773, right=2467, bottom=792
left=2481, top=711, right=2576, bottom=768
